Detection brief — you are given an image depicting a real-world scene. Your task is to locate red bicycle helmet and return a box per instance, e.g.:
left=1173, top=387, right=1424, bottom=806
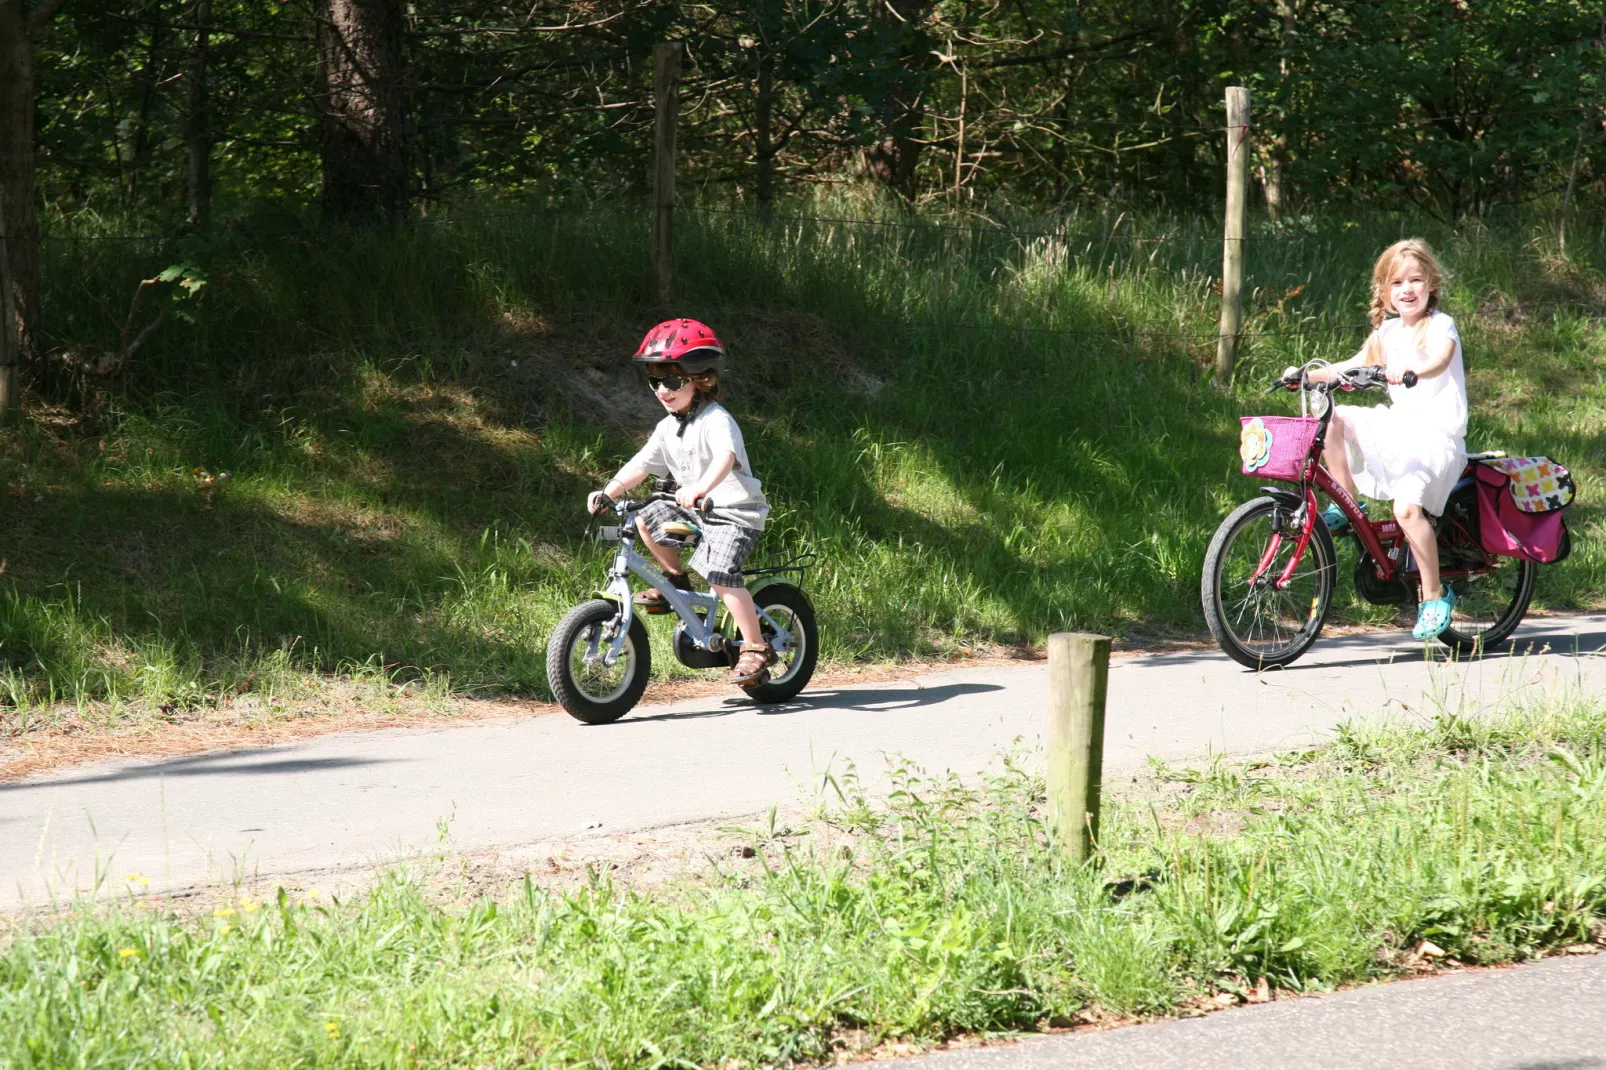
left=632, top=318, right=726, bottom=375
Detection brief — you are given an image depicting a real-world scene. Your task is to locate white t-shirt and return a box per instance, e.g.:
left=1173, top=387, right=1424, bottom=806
left=628, top=401, right=769, bottom=530
left=1375, top=310, right=1466, bottom=439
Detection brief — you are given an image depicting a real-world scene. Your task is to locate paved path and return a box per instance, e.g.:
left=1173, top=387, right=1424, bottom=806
left=5, top=612, right=1606, bottom=910
left=896, top=953, right=1606, bottom=1070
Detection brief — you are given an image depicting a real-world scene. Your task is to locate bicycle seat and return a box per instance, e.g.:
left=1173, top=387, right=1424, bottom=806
left=661, top=520, right=701, bottom=546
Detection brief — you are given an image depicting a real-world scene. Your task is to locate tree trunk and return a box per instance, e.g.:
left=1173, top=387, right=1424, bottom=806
left=859, top=0, right=935, bottom=198
left=187, top=0, right=212, bottom=227
left=1262, top=0, right=1297, bottom=220
left=754, top=47, right=775, bottom=218
left=315, top=0, right=408, bottom=220
left=0, top=0, right=42, bottom=366
left=125, top=19, right=167, bottom=211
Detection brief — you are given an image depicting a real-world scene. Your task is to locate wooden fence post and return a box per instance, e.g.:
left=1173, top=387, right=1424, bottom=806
left=1046, top=632, right=1110, bottom=865
left=652, top=42, right=682, bottom=307
left=0, top=194, right=17, bottom=422
left=1215, top=86, right=1251, bottom=384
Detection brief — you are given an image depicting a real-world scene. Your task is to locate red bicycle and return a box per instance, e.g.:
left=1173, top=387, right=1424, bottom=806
left=1201, top=364, right=1535, bottom=669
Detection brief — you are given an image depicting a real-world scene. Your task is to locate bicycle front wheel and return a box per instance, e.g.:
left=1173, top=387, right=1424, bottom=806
left=1201, top=496, right=1337, bottom=670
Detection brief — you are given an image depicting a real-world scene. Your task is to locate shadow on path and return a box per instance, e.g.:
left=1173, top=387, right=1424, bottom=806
left=600, top=682, right=1007, bottom=726
left=4, top=753, right=401, bottom=792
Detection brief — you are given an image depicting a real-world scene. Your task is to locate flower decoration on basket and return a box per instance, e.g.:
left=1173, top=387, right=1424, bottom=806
left=1240, top=418, right=1274, bottom=473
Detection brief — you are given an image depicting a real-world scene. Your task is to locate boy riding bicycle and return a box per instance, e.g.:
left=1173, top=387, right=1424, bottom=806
left=587, top=319, right=778, bottom=686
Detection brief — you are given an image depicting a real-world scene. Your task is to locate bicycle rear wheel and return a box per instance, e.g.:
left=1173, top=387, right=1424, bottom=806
left=1202, top=496, right=1337, bottom=670
left=1439, top=557, right=1536, bottom=653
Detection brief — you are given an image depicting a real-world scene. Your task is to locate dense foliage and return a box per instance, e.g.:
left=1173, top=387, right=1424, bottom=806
left=29, top=0, right=1606, bottom=223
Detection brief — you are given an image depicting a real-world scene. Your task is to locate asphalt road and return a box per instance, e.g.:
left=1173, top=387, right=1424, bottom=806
left=895, top=953, right=1606, bottom=1070
left=5, top=612, right=1606, bottom=910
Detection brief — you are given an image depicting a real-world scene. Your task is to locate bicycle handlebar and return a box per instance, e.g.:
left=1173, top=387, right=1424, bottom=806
left=591, top=489, right=714, bottom=518
left=1267, top=366, right=1417, bottom=393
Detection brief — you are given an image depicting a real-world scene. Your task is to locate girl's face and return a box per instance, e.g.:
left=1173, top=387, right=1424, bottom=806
left=651, top=375, right=698, bottom=414
left=1388, top=260, right=1432, bottom=323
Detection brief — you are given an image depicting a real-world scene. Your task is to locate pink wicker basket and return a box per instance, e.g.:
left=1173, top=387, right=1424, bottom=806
left=1239, top=415, right=1319, bottom=481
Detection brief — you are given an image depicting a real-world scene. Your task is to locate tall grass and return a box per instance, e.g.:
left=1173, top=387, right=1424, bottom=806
left=3, top=697, right=1604, bottom=1065
left=4, top=198, right=1604, bottom=712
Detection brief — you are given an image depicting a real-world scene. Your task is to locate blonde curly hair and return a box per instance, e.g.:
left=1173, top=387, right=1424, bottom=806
left=1364, top=239, right=1447, bottom=364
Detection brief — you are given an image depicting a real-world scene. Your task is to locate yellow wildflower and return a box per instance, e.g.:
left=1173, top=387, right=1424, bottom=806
left=118, top=947, right=140, bottom=960
left=213, top=906, right=236, bottom=918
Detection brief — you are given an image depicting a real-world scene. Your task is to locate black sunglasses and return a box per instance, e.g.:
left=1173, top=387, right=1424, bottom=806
left=646, top=370, right=711, bottom=392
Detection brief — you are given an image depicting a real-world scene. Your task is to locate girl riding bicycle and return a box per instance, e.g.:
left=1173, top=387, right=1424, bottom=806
left=586, top=319, right=778, bottom=686
left=1301, top=239, right=1467, bottom=640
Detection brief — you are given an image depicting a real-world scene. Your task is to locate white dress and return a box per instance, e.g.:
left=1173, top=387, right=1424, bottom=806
left=1335, top=311, right=1467, bottom=515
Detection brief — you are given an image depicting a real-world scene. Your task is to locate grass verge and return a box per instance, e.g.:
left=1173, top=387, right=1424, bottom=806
left=4, top=696, right=1604, bottom=1066
left=3, top=199, right=1604, bottom=724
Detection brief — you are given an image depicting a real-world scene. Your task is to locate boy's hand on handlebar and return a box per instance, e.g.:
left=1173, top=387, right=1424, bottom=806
left=587, top=490, right=614, bottom=516
left=674, top=486, right=704, bottom=511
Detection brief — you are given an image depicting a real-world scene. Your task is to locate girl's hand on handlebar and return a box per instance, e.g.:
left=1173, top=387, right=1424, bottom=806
left=1385, top=369, right=1420, bottom=387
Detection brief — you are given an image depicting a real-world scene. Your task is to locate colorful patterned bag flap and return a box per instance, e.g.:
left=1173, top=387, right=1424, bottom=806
left=1482, top=457, right=1575, bottom=513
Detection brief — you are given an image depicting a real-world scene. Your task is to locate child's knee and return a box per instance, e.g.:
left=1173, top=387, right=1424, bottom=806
left=1393, top=501, right=1422, bottom=524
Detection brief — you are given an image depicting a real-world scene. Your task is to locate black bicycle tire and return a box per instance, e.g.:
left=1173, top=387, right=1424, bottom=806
left=546, top=599, right=652, bottom=724
left=1438, top=558, right=1536, bottom=653
left=1202, top=496, right=1338, bottom=670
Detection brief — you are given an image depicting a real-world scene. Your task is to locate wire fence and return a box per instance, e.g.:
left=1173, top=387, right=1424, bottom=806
left=21, top=199, right=1588, bottom=351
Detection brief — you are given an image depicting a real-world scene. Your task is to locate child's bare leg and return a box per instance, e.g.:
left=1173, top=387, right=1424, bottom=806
left=635, top=515, right=685, bottom=577
left=1395, top=503, right=1442, bottom=601
left=712, top=582, right=764, bottom=647
left=1323, top=412, right=1361, bottom=500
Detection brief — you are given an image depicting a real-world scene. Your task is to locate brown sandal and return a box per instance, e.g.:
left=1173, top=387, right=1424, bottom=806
left=633, top=570, right=693, bottom=613
left=729, top=643, right=779, bottom=685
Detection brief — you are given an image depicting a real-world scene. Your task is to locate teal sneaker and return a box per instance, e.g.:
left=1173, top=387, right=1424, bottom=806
left=1321, top=501, right=1365, bottom=533
left=1412, top=586, right=1456, bottom=641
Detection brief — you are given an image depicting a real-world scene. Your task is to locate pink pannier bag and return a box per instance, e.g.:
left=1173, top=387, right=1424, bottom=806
left=1239, top=416, right=1320, bottom=481
left=1473, top=463, right=1572, bottom=564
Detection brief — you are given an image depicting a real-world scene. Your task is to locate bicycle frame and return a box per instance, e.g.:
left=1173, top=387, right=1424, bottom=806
left=1250, top=380, right=1495, bottom=593
left=591, top=504, right=796, bottom=668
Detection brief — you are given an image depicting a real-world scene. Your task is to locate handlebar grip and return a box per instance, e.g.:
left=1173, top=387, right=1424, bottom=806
left=696, top=497, right=714, bottom=516
left=589, top=491, right=615, bottom=516
left=1401, top=370, right=1418, bottom=388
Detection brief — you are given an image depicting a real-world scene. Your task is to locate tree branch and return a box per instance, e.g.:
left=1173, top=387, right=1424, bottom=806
left=28, top=0, right=69, bottom=34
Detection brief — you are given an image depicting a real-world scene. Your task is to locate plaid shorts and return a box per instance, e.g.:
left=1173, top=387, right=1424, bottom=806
left=636, top=500, right=761, bottom=588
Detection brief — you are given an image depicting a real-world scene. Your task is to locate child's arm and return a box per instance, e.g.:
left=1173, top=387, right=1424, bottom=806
left=587, top=462, right=652, bottom=513
left=1392, top=335, right=1455, bottom=384
left=676, top=451, right=736, bottom=510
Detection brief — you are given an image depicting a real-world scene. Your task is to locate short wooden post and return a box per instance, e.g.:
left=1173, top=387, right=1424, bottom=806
left=1046, top=632, right=1110, bottom=865
left=652, top=42, right=682, bottom=307
left=0, top=194, right=17, bottom=422
left=1214, top=86, right=1251, bottom=384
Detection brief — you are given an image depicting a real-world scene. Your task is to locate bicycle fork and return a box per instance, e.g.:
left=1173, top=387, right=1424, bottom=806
left=1249, top=486, right=1321, bottom=591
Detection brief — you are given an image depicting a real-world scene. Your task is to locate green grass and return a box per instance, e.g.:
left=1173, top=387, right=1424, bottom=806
left=3, top=197, right=1605, bottom=717
left=3, top=696, right=1605, bottom=1066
